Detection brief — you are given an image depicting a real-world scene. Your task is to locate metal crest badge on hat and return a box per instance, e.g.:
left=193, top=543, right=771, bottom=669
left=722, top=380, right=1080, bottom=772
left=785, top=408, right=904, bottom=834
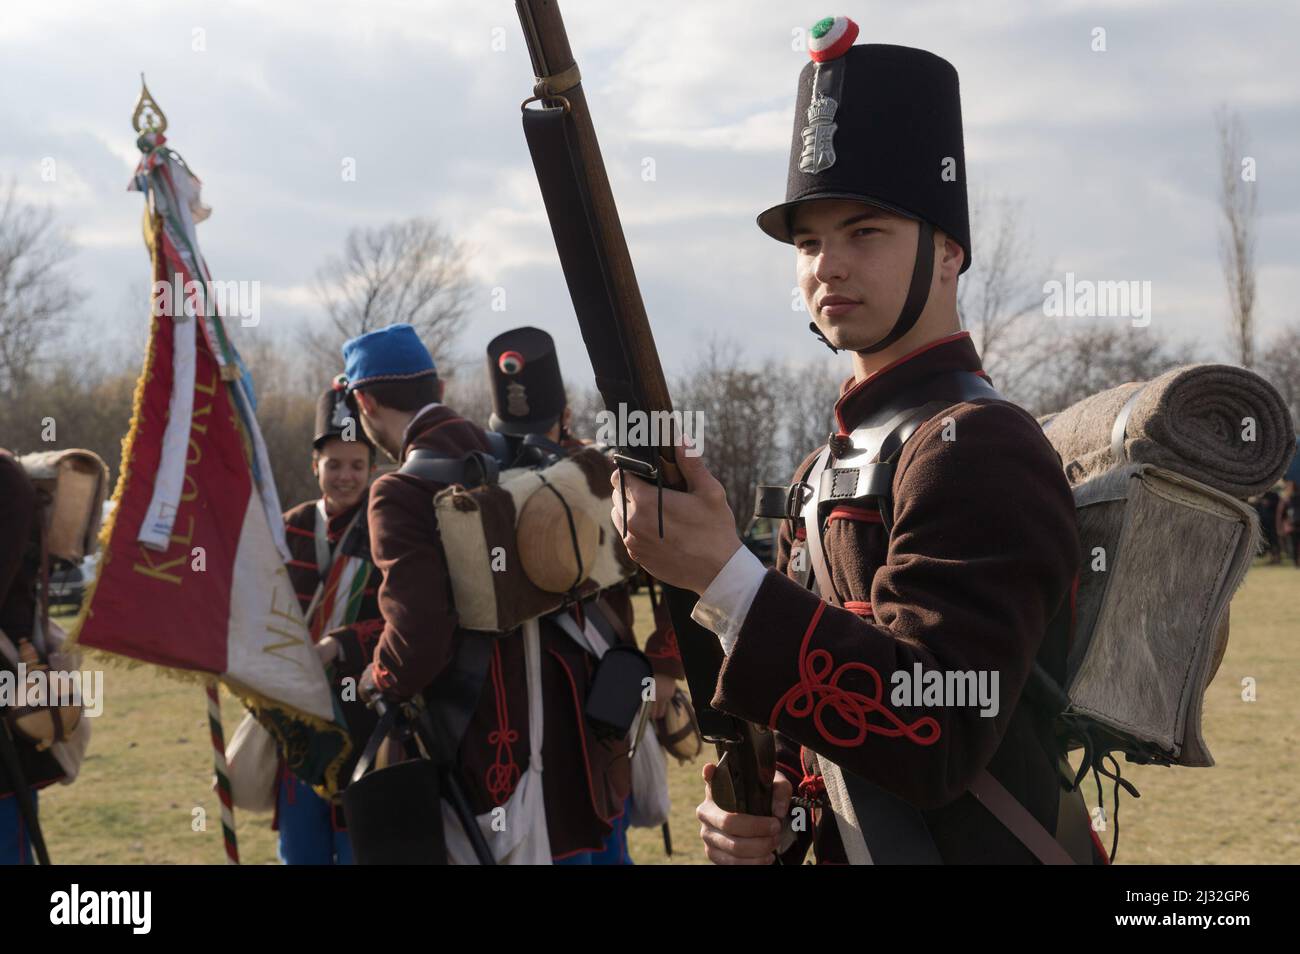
left=800, top=85, right=839, bottom=174
left=506, top=382, right=530, bottom=416
left=799, top=16, right=860, bottom=174
left=328, top=375, right=352, bottom=428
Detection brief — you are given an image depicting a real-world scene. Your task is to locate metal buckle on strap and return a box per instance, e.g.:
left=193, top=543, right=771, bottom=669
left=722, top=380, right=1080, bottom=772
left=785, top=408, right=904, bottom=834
left=611, top=451, right=665, bottom=539
left=753, top=481, right=814, bottom=521
left=787, top=481, right=813, bottom=519
left=610, top=452, right=657, bottom=482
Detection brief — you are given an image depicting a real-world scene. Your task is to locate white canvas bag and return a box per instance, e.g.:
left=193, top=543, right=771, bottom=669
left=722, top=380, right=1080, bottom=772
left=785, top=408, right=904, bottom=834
left=441, top=619, right=552, bottom=864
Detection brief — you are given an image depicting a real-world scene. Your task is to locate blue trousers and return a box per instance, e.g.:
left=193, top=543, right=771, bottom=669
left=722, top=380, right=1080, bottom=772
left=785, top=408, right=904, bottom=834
left=0, top=791, right=37, bottom=865
left=554, top=798, right=634, bottom=866
left=277, top=773, right=352, bottom=865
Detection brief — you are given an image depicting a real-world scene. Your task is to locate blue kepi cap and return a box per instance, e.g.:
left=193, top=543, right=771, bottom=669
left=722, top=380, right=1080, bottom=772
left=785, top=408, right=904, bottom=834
left=341, top=323, right=437, bottom=389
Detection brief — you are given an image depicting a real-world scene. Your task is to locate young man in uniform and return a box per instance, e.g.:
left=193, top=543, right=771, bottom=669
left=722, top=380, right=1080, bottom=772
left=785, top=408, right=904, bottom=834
left=613, top=18, right=1100, bottom=864
left=483, top=326, right=684, bottom=863
left=276, top=381, right=380, bottom=864
left=346, top=323, right=555, bottom=862
left=0, top=451, right=65, bottom=864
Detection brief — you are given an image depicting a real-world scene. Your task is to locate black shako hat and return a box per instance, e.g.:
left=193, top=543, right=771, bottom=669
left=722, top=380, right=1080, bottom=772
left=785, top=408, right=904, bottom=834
left=313, top=376, right=373, bottom=451
left=757, top=25, right=971, bottom=274
left=486, top=326, right=566, bottom=437
left=756, top=18, right=971, bottom=356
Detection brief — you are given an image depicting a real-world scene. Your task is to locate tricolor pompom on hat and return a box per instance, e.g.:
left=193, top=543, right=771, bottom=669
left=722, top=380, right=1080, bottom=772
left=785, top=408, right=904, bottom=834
left=498, top=350, right=525, bottom=375
left=808, top=15, right=859, bottom=62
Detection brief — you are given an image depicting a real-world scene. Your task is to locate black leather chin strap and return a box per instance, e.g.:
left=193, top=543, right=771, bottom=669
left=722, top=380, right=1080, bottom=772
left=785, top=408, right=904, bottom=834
left=856, top=220, right=935, bottom=354
left=807, top=220, right=937, bottom=356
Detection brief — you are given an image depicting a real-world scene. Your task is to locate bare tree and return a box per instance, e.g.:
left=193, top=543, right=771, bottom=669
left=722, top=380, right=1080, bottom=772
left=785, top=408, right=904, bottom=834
left=1025, top=321, right=1201, bottom=416
left=305, top=218, right=473, bottom=380
left=0, top=351, right=136, bottom=481
left=0, top=182, right=81, bottom=398
left=778, top=357, right=845, bottom=477
left=1216, top=106, right=1259, bottom=368
left=675, top=340, right=785, bottom=533
left=237, top=334, right=321, bottom=508
left=561, top=380, right=604, bottom=442
left=957, top=189, right=1048, bottom=388
left=1256, top=322, right=1300, bottom=428
left=438, top=355, right=495, bottom=429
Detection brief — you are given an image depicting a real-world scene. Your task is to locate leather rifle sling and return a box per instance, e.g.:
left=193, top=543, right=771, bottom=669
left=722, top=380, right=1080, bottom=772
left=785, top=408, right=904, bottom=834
left=969, top=770, right=1075, bottom=865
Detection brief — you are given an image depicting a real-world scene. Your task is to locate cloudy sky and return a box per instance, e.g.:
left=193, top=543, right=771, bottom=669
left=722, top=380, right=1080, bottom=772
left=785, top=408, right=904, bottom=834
left=2, top=0, right=1297, bottom=386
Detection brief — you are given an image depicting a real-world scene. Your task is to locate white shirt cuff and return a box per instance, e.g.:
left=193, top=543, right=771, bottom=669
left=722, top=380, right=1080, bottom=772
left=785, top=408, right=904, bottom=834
left=690, top=545, right=767, bottom=655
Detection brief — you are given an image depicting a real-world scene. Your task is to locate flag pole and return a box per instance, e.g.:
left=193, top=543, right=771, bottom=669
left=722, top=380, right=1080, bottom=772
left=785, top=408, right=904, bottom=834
left=133, top=77, right=239, bottom=865
left=206, top=680, right=240, bottom=864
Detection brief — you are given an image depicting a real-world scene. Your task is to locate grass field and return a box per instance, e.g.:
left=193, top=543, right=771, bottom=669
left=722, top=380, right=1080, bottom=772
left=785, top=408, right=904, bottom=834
left=38, top=562, right=1299, bottom=865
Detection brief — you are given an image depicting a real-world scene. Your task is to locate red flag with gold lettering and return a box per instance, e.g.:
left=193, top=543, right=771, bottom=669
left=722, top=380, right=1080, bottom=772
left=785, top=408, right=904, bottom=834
left=72, top=123, right=349, bottom=791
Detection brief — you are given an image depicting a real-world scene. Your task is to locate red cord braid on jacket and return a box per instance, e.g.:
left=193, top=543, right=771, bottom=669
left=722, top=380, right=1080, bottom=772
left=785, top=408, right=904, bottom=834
left=769, top=601, right=941, bottom=748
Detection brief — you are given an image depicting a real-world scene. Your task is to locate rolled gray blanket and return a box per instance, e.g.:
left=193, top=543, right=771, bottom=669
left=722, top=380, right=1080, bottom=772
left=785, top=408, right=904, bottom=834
left=1040, top=364, right=1295, bottom=498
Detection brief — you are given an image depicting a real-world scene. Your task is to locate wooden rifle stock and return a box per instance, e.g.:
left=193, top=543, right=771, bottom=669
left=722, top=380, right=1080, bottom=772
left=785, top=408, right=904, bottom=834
left=514, top=0, right=774, bottom=819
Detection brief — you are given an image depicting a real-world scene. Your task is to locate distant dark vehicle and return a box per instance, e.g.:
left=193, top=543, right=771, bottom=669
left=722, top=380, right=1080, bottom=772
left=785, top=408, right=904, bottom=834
left=48, top=555, right=96, bottom=611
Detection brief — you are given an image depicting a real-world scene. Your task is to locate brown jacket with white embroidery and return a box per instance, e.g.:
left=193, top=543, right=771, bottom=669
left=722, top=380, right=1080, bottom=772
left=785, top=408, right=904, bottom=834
left=713, top=332, right=1095, bottom=864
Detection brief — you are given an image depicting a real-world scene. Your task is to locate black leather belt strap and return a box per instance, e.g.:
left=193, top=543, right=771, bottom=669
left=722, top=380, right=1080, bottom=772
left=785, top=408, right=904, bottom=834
left=756, top=371, right=999, bottom=532
left=511, top=432, right=568, bottom=468
left=801, top=449, right=944, bottom=862
left=840, top=770, right=945, bottom=864
left=422, top=636, right=496, bottom=767
left=401, top=447, right=500, bottom=488
left=818, top=461, right=895, bottom=506
left=753, top=483, right=796, bottom=520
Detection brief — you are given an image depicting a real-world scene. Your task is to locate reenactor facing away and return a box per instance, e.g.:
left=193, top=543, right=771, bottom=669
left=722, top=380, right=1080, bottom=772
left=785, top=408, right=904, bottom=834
left=613, top=19, right=1103, bottom=864
left=345, top=323, right=555, bottom=862
left=483, top=326, right=684, bottom=863
left=275, top=381, right=381, bottom=864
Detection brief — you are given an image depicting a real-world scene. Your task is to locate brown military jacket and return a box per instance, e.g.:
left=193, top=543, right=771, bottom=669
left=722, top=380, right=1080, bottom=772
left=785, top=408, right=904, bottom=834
left=0, top=451, right=66, bottom=798
left=712, top=332, right=1098, bottom=864
left=367, top=405, right=676, bottom=857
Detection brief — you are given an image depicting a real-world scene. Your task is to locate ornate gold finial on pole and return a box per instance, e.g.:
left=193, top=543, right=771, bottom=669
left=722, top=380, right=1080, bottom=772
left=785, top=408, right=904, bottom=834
left=131, top=73, right=168, bottom=134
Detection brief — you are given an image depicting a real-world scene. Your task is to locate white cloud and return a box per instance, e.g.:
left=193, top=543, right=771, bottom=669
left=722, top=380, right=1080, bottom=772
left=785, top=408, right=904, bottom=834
left=0, top=0, right=1296, bottom=377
